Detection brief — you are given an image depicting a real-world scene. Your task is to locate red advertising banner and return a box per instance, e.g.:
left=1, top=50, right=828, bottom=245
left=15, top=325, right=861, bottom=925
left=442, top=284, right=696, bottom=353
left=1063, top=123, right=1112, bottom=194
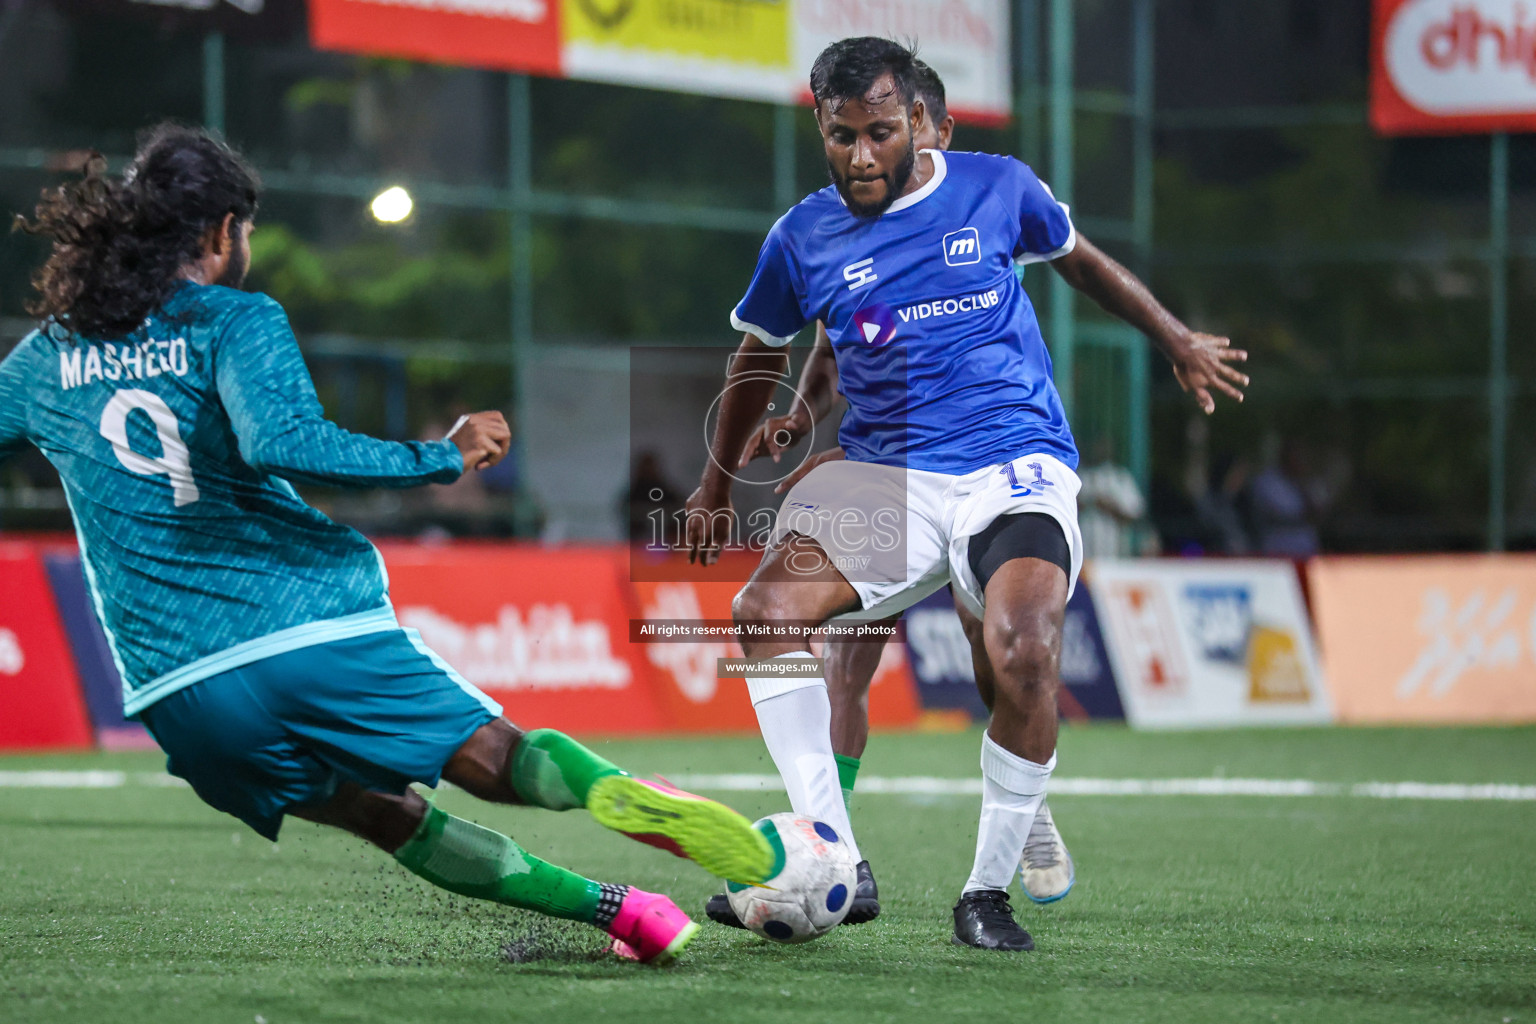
left=0, top=538, right=923, bottom=749
left=309, top=0, right=563, bottom=76
left=0, top=544, right=94, bottom=750
left=1373, top=0, right=1536, bottom=135
left=632, top=552, right=920, bottom=733
left=378, top=544, right=668, bottom=735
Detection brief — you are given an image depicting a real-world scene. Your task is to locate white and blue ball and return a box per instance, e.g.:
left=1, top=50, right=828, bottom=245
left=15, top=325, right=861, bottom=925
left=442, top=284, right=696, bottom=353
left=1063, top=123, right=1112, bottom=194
left=726, top=812, right=858, bottom=944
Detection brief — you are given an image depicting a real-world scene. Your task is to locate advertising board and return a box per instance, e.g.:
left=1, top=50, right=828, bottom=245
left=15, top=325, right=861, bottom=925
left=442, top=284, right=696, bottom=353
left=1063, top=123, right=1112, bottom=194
left=1373, top=0, right=1536, bottom=134
left=902, top=582, right=1122, bottom=721
left=379, top=544, right=670, bottom=734
left=0, top=545, right=94, bottom=751
left=1090, top=560, right=1332, bottom=729
left=313, top=0, right=1011, bottom=120
left=310, top=0, right=563, bottom=76
left=632, top=552, right=920, bottom=732
left=1310, top=555, right=1536, bottom=724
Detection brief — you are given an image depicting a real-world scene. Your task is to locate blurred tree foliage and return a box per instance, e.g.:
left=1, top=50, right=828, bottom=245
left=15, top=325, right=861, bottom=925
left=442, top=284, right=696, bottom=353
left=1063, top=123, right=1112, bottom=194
left=247, top=217, right=509, bottom=342
left=1147, top=123, right=1496, bottom=549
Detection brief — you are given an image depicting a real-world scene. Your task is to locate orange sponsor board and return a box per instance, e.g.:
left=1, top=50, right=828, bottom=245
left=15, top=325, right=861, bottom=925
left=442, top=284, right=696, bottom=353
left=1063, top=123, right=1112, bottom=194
left=377, top=544, right=668, bottom=735
left=631, top=553, right=920, bottom=732
left=1310, top=555, right=1536, bottom=724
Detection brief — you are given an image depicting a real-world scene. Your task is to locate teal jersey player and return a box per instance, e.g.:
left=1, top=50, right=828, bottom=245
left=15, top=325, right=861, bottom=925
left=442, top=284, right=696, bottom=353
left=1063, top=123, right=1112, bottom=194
left=0, top=283, right=460, bottom=714
left=1, top=124, right=775, bottom=964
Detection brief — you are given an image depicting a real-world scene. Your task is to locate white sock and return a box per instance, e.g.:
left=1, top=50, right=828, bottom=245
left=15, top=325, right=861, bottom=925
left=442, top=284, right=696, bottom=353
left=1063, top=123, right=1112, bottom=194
left=963, top=734, right=1055, bottom=894
left=746, top=652, right=861, bottom=863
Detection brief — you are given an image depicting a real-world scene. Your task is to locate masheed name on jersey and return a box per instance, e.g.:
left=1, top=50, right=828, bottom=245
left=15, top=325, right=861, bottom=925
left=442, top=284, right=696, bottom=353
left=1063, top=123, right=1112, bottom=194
left=59, top=338, right=190, bottom=391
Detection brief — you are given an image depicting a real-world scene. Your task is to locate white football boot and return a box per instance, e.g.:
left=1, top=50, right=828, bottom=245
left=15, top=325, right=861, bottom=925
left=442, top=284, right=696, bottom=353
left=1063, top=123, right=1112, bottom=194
left=1018, top=800, right=1075, bottom=904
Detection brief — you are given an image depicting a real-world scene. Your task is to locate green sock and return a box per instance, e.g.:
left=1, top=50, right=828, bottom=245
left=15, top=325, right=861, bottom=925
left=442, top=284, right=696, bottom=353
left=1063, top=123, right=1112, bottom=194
left=835, top=754, right=861, bottom=816
left=508, top=728, right=625, bottom=810
left=393, top=805, right=626, bottom=926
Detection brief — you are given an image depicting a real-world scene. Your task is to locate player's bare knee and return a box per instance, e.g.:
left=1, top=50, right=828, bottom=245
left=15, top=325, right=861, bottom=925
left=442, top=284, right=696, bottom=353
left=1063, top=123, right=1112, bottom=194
left=732, top=583, right=800, bottom=644
left=443, top=718, right=523, bottom=804
left=984, top=617, right=1060, bottom=696
left=297, top=783, right=426, bottom=853
left=731, top=584, right=764, bottom=626
left=362, top=788, right=429, bottom=853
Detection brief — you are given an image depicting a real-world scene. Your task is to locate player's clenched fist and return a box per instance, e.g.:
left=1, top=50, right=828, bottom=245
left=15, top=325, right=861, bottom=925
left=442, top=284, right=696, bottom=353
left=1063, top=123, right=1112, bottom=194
left=447, top=411, right=512, bottom=471
left=683, top=485, right=736, bottom=565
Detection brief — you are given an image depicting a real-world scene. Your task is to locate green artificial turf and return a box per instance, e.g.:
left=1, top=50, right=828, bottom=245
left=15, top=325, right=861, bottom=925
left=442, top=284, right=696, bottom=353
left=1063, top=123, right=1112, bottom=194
left=1, top=726, right=1532, bottom=1024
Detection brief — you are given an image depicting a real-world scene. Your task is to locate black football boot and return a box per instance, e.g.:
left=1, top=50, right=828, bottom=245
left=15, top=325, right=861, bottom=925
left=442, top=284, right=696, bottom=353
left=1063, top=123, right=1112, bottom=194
left=843, top=860, right=881, bottom=924
left=704, top=892, right=747, bottom=928
left=951, top=889, right=1034, bottom=951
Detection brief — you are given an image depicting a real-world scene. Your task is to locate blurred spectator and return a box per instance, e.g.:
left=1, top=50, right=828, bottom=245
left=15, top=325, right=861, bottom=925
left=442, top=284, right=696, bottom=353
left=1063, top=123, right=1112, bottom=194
left=1248, top=437, right=1340, bottom=557
left=621, top=450, right=683, bottom=545
left=1195, top=453, right=1253, bottom=555
left=1078, top=437, right=1154, bottom=559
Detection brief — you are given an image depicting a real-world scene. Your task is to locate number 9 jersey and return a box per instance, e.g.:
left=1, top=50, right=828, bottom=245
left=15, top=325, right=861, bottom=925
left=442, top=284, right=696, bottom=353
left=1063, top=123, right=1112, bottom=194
left=0, top=283, right=463, bottom=717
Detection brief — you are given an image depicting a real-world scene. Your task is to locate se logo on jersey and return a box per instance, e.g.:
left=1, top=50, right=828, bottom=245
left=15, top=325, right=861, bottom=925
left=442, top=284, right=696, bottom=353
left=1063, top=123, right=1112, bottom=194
left=942, top=227, right=981, bottom=266
left=843, top=257, right=878, bottom=291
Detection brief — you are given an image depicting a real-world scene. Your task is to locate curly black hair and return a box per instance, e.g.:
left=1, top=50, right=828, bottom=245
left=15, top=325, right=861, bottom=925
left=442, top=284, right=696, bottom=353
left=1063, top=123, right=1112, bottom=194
left=809, top=36, right=919, bottom=115
left=13, top=123, right=260, bottom=340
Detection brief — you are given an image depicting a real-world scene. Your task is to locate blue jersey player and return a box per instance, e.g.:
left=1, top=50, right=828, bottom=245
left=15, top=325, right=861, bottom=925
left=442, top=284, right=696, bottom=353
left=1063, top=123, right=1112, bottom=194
left=0, top=125, right=773, bottom=965
left=685, top=38, right=1249, bottom=951
left=723, top=59, right=1075, bottom=928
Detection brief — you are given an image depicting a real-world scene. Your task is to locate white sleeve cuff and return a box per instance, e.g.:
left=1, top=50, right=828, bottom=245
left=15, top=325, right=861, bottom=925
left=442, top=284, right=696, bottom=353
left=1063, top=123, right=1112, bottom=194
left=1014, top=204, right=1078, bottom=266
left=730, top=309, right=798, bottom=347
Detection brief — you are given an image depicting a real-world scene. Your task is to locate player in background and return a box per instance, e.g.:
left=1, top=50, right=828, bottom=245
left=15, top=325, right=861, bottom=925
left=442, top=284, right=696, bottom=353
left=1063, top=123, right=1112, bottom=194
left=687, top=39, right=1246, bottom=950
left=730, top=60, right=1075, bottom=921
left=0, top=125, right=773, bottom=965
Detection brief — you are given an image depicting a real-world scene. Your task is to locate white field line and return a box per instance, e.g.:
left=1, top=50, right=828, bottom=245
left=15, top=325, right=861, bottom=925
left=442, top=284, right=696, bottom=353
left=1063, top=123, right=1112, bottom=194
left=0, top=771, right=187, bottom=788
left=664, top=774, right=1536, bottom=802
left=1, top=771, right=1533, bottom=802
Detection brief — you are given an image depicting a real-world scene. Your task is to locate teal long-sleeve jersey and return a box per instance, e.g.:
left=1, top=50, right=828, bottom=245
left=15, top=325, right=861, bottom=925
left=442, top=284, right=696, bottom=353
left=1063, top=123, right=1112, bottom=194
left=0, top=283, right=463, bottom=716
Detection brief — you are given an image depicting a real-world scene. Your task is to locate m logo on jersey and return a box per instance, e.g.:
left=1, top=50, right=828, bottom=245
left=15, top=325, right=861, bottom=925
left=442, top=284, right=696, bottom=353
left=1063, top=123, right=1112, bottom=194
left=851, top=303, right=897, bottom=347
left=843, top=257, right=878, bottom=291
left=942, top=227, right=981, bottom=266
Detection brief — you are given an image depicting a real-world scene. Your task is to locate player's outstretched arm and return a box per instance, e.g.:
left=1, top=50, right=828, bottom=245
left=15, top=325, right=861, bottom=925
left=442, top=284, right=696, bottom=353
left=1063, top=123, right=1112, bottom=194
left=738, top=324, right=840, bottom=468
left=1051, top=235, right=1250, bottom=414
left=686, top=332, right=788, bottom=564
left=216, top=296, right=488, bottom=487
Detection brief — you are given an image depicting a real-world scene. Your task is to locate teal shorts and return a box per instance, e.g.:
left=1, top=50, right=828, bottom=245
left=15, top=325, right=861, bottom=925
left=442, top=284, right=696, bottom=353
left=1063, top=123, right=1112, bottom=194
left=139, top=629, right=501, bottom=840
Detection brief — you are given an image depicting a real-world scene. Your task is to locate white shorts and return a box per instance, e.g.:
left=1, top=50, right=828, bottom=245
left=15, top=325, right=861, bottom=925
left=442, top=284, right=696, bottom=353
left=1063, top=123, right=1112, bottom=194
left=770, top=452, right=1083, bottom=621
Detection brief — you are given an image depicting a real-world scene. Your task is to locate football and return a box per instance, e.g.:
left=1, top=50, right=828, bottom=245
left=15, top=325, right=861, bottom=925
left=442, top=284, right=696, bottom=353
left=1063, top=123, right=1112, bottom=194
left=726, top=813, right=859, bottom=944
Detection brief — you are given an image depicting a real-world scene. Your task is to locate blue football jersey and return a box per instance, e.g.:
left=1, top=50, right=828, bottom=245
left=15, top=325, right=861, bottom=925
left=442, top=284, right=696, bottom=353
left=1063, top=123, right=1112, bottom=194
left=0, top=283, right=462, bottom=715
left=731, top=150, right=1079, bottom=474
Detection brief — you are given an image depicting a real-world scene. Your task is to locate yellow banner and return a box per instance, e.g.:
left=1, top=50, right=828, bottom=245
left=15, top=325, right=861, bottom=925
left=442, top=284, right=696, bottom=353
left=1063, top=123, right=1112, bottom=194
left=562, top=0, right=790, bottom=65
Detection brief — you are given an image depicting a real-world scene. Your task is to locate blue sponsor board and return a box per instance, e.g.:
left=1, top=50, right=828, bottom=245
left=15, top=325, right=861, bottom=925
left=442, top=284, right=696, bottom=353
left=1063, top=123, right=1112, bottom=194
left=42, top=553, right=151, bottom=747
left=901, top=584, right=1123, bottom=721
left=1183, top=584, right=1253, bottom=664
left=903, top=588, right=989, bottom=718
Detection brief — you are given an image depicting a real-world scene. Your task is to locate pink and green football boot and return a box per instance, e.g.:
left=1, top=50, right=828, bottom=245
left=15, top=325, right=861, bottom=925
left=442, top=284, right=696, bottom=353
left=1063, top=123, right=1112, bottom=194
left=606, top=889, right=700, bottom=966
left=587, top=776, right=773, bottom=885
